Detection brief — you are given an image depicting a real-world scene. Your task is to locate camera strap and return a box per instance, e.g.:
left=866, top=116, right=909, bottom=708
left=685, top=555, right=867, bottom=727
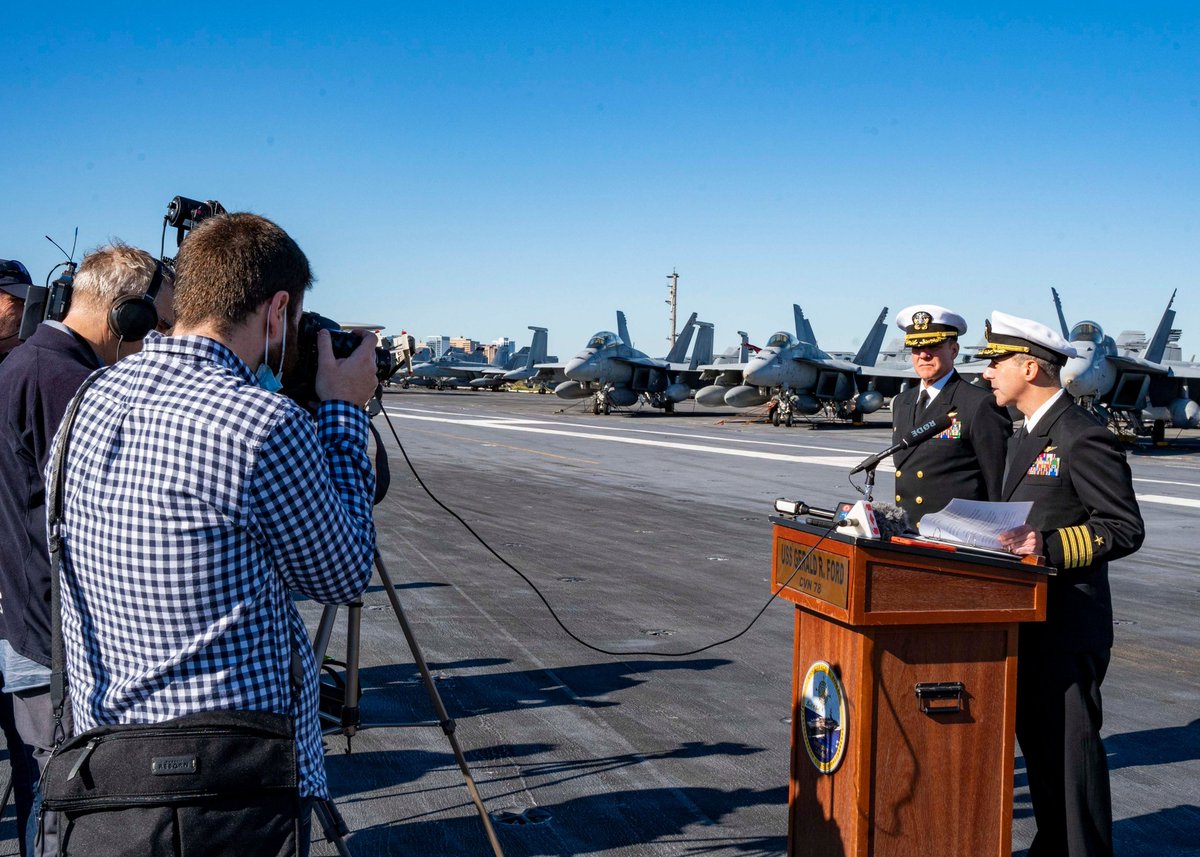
left=47, top=367, right=111, bottom=737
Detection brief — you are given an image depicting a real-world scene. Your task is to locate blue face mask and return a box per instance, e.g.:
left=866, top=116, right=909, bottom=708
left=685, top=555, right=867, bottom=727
left=256, top=308, right=287, bottom=393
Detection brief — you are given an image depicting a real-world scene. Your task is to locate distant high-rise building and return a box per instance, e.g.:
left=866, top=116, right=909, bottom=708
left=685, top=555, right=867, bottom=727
left=425, top=335, right=450, bottom=358
left=484, top=337, right=515, bottom=366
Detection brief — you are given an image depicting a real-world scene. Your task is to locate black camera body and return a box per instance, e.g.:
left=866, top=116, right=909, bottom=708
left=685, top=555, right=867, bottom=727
left=165, top=196, right=227, bottom=249
left=288, top=312, right=398, bottom=404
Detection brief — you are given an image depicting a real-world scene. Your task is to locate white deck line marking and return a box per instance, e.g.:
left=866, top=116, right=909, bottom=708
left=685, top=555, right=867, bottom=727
left=388, top=405, right=876, bottom=454
left=1135, top=494, right=1200, bottom=509
left=385, top=409, right=869, bottom=468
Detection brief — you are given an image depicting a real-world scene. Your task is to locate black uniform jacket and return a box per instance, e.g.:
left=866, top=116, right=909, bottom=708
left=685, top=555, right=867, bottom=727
left=1004, top=394, right=1144, bottom=652
left=891, top=371, right=1012, bottom=526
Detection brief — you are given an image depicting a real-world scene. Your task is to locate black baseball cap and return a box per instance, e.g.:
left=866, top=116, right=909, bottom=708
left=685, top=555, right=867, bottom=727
left=0, top=259, right=32, bottom=301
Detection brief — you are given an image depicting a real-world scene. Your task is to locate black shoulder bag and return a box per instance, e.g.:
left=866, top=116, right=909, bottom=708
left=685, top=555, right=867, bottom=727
left=40, top=371, right=305, bottom=857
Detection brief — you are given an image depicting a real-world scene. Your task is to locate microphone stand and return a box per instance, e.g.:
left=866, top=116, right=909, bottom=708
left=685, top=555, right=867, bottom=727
left=862, top=463, right=877, bottom=503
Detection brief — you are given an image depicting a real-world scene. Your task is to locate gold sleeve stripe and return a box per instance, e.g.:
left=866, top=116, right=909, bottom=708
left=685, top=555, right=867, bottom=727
left=1057, top=525, right=1092, bottom=569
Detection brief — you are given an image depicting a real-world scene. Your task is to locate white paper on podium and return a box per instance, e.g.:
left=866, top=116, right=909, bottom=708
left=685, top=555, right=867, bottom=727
left=916, top=498, right=1033, bottom=551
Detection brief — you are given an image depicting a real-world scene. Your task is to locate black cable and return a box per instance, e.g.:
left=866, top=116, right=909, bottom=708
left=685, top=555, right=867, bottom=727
left=378, top=405, right=840, bottom=657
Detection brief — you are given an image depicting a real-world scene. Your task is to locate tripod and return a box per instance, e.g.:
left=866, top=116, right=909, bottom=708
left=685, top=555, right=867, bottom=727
left=311, top=551, right=505, bottom=857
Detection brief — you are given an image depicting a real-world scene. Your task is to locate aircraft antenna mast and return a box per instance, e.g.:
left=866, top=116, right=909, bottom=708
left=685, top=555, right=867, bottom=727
left=666, top=269, right=679, bottom=346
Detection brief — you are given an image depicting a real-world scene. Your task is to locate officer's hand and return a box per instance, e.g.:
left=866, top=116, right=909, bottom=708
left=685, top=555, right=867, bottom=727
left=997, top=524, right=1042, bottom=556
left=315, top=329, right=379, bottom=405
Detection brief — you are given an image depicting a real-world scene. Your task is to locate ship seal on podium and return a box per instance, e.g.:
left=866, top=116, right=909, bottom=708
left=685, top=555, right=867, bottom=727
left=801, top=661, right=847, bottom=774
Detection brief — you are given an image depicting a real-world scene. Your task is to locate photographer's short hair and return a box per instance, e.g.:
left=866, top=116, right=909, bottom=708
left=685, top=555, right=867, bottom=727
left=173, top=213, right=312, bottom=333
left=72, top=242, right=161, bottom=308
left=1017, top=354, right=1062, bottom=384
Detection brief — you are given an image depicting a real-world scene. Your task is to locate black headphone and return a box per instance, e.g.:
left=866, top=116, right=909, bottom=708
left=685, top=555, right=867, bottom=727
left=108, top=259, right=166, bottom=341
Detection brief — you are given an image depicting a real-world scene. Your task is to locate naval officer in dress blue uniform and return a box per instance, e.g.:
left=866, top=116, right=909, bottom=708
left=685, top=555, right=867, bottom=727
left=890, top=305, right=1012, bottom=526
left=982, top=311, right=1145, bottom=857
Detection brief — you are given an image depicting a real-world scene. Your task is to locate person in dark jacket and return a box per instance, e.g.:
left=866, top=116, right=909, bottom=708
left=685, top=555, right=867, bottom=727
left=983, top=310, right=1145, bottom=857
left=0, top=243, right=173, bottom=856
left=890, top=304, right=1012, bottom=526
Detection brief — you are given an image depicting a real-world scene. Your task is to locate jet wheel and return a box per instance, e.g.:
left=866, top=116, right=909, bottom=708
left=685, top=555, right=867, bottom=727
left=772, top=407, right=781, bottom=427
left=785, top=410, right=794, bottom=427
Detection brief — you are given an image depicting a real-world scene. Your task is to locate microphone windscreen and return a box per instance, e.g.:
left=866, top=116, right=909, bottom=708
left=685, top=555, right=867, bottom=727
left=872, top=502, right=913, bottom=540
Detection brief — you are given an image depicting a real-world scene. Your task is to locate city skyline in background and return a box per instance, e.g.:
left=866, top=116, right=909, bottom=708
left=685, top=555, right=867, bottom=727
left=6, top=4, right=1197, bottom=362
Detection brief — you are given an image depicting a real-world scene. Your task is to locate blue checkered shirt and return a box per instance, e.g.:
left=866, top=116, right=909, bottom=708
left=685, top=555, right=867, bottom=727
left=53, top=335, right=376, bottom=797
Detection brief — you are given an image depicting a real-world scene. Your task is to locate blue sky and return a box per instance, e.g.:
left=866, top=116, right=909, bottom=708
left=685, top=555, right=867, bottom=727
left=5, top=3, right=1197, bottom=358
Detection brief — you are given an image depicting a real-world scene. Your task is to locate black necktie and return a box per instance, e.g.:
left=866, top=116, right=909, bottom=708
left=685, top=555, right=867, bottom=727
left=1004, top=424, right=1029, bottom=485
left=914, top=389, right=930, bottom=421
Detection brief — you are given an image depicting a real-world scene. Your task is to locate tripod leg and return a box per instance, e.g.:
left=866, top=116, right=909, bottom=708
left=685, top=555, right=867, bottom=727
left=341, top=604, right=363, bottom=739
left=312, top=604, right=340, bottom=663
left=312, top=798, right=353, bottom=857
left=374, top=552, right=506, bottom=857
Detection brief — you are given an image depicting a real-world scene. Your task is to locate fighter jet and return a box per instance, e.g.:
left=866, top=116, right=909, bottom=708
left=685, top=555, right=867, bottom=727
left=1053, top=288, right=1200, bottom=435
left=470, top=327, right=555, bottom=390
left=552, top=311, right=713, bottom=414
left=694, top=305, right=892, bottom=425
left=410, top=347, right=498, bottom=390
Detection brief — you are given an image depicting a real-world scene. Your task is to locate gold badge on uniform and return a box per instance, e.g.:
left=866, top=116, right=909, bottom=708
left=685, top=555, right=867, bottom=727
left=912, top=311, right=932, bottom=331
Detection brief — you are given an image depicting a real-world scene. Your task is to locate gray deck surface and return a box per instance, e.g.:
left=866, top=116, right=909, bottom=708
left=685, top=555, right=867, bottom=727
left=4, top=389, right=1197, bottom=855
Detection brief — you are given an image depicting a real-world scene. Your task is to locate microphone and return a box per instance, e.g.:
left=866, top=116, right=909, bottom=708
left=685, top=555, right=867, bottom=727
left=850, top=411, right=955, bottom=475
left=870, top=502, right=913, bottom=539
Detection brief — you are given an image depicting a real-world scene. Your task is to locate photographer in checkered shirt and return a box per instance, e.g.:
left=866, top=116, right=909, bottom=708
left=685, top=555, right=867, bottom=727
left=53, top=213, right=378, bottom=855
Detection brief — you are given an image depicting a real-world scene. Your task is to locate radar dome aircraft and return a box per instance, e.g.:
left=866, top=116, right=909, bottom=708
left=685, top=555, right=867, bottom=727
left=694, top=305, right=893, bottom=426
left=1052, top=288, right=1200, bottom=436
left=552, top=311, right=713, bottom=414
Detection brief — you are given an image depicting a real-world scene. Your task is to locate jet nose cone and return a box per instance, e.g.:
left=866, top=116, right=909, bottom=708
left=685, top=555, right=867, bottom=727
left=1060, top=347, right=1094, bottom=396
left=744, top=354, right=780, bottom=387
left=565, top=353, right=597, bottom=381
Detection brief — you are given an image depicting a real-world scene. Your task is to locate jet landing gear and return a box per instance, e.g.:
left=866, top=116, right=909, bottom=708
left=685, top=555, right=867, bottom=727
left=770, top=394, right=795, bottom=427
left=592, top=389, right=611, bottom=415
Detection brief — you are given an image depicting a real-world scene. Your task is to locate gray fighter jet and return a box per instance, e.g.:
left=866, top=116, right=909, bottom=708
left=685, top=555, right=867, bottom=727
left=694, top=305, right=892, bottom=425
left=551, top=311, right=713, bottom=414
left=1052, top=288, right=1200, bottom=435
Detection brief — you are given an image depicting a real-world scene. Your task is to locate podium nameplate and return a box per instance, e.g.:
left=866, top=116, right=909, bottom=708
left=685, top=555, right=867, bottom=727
left=774, top=538, right=848, bottom=609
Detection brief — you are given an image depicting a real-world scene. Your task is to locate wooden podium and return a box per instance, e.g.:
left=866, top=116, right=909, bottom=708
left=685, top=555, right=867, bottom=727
left=770, top=518, right=1049, bottom=857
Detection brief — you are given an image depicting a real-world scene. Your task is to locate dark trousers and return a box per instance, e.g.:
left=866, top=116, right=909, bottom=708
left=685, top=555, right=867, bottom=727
left=1016, top=632, right=1112, bottom=857
left=1, top=689, right=38, bottom=857
left=15, top=686, right=68, bottom=857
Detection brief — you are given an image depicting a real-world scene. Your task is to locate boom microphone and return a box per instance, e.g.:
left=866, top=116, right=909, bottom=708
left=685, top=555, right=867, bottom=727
left=850, top=411, right=955, bottom=475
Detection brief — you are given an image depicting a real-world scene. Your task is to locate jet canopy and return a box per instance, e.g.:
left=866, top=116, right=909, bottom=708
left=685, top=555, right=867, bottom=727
left=1069, top=321, right=1104, bottom=344
left=586, top=331, right=622, bottom=349
left=765, top=331, right=798, bottom=348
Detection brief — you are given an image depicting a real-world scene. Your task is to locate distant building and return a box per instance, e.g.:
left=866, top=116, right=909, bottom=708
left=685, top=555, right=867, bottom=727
left=450, top=336, right=478, bottom=353
left=484, top=337, right=515, bottom=366
left=425, top=335, right=450, bottom=358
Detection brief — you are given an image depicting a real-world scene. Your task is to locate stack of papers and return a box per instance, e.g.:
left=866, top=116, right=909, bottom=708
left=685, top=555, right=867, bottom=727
left=916, top=499, right=1033, bottom=551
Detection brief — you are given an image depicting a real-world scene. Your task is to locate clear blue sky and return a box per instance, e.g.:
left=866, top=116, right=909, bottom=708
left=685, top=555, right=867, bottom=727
left=6, top=3, right=1198, bottom=358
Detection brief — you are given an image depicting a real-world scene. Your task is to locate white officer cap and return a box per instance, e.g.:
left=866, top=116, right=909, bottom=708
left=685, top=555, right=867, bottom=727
left=895, top=304, right=967, bottom=348
left=977, top=310, right=1079, bottom=365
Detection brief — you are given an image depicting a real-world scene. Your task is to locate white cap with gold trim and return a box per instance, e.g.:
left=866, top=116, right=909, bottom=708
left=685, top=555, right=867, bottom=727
left=895, top=304, right=967, bottom=348
left=976, top=310, right=1078, bottom=365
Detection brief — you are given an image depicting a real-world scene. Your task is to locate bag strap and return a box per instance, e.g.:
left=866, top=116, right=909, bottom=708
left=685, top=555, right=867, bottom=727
left=47, top=369, right=110, bottom=739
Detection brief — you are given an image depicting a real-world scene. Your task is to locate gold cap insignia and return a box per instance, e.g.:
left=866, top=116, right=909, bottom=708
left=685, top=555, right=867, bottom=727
left=912, top=311, right=932, bottom=331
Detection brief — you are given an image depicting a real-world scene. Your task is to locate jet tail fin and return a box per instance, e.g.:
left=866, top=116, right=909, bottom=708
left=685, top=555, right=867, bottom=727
left=666, top=312, right=698, bottom=362
left=853, top=306, right=889, bottom=366
left=1052, top=288, right=1070, bottom=339
left=526, top=326, right=548, bottom=368
left=689, top=322, right=715, bottom=369
left=1144, top=290, right=1177, bottom=364
left=617, top=311, right=632, bottom=347
left=737, top=331, right=750, bottom=363
left=794, top=304, right=818, bottom=346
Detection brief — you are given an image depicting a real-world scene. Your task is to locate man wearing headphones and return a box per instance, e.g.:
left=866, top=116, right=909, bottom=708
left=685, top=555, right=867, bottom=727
left=0, top=242, right=173, bottom=856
